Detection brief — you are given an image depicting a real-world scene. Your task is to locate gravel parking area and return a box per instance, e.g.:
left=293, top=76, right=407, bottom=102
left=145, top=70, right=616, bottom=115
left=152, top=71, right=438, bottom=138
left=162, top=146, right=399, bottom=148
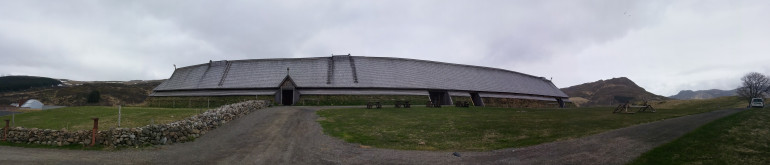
left=0, top=106, right=744, bottom=164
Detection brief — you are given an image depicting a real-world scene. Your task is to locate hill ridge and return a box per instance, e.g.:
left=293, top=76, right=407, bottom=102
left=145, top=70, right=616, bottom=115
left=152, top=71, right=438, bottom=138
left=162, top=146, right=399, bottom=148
left=669, top=88, right=737, bottom=100
left=0, top=76, right=163, bottom=106
left=561, top=77, right=668, bottom=107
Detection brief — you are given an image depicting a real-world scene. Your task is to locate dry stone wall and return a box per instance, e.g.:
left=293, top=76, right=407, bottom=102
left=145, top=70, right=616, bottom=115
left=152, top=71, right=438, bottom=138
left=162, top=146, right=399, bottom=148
left=2, top=100, right=268, bottom=147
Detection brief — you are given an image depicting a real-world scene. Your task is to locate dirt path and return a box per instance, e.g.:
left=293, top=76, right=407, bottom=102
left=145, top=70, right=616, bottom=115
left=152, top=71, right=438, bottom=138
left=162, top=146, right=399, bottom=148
left=0, top=107, right=745, bottom=165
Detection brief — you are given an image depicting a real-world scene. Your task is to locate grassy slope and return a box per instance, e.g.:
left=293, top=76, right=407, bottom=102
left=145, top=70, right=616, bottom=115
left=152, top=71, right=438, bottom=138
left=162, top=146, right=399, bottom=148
left=653, top=96, right=746, bottom=110
left=317, top=96, right=745, bottom=151
left=0, top=81, right=161, bottom=106
left=0, top=141, right=106, bottom=150
left=0, top=106, right=200, bottom=130
left=630, top=108, right=770, bottom=164
left=0, top=76, right=61, bottom=92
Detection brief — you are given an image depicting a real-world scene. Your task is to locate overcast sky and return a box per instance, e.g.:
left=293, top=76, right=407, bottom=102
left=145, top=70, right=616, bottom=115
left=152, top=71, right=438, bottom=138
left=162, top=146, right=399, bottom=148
left=1, top=0, right=768, bottom=96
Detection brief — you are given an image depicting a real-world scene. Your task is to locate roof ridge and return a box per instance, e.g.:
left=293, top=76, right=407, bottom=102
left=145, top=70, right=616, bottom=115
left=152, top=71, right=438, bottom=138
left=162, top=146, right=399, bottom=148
left=175, top=56, right=548, bottom=81
left=354, top=56, right=548, bottom=81
left=158, top=55, right=567, bottom=98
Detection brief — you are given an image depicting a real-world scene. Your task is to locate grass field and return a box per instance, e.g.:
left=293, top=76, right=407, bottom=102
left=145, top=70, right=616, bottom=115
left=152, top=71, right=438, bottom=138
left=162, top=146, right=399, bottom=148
left=0, top=141, right=106, bottom=150
left=0, top=106, right=201, bottom=130
left=630, top=108, right=770, bottom=164
left=317, top=96, right=745, bottom=151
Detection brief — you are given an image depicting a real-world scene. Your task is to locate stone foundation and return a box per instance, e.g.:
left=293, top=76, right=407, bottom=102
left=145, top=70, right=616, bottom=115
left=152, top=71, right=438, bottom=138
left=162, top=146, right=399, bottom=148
left=481, top=97, right=562, bottom=108
left=145, top=96, right=275, bottom=108
left=296, top=95, right=430, bottom=106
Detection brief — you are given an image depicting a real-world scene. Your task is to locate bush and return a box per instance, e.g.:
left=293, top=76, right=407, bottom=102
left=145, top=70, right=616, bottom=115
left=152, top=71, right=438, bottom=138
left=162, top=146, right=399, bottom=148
left=87, top=90, right=100, bottom=103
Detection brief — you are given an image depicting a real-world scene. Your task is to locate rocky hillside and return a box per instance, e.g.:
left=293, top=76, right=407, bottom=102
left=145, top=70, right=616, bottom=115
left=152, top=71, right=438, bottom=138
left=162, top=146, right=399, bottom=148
left=561, top=77, right=668, bottom=107
left=0, top=79, right=163, bottom=106
left=669, top=89, right=737, bottom=100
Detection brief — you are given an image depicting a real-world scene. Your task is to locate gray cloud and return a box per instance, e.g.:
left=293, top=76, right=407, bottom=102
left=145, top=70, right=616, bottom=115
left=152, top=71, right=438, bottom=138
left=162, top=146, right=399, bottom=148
left=0, top=0, right=767, bottom=96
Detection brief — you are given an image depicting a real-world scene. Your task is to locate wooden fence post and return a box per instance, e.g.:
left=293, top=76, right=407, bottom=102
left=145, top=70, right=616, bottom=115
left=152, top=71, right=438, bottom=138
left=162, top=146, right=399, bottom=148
left=3, top=119, right=8, bottom=141
left=91, top=118, right=98, bottom=147
left=118, top=105, right=121, bottom=127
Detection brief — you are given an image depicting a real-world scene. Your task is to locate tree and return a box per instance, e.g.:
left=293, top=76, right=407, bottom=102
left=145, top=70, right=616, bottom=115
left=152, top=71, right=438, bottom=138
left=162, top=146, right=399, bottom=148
left=737, top=72, right=770, bottom=102
left=87, top=90, right=101, bottom=103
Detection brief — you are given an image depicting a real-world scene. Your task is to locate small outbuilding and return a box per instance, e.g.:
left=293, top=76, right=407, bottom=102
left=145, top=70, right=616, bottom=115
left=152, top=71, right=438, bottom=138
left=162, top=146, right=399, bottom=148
left=20, top=99, right=44, bottom=109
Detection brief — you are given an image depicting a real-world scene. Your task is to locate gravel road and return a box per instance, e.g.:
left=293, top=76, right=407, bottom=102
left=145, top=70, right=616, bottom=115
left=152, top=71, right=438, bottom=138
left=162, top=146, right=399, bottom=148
left=0, top=110, right=19, bottom=117
left=0, top=106, right=744, bottom=165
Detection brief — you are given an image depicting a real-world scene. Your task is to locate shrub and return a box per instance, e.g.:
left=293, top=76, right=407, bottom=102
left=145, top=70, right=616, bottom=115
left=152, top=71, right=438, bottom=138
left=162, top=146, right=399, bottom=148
left=87, top=90, right=100, bottom=103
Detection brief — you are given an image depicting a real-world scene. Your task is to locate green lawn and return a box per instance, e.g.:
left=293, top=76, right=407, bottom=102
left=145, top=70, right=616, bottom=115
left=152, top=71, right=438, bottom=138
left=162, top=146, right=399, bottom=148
left=0, top=140, right=106, bottom=150
left=317, top=97, right=745, bottom=151
left=0, top=106, right=201, bottom=130
left=630, top=108, right=770, bottom=164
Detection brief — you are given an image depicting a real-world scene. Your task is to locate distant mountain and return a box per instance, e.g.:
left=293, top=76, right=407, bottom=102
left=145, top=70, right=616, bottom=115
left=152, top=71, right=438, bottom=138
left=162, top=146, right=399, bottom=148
left=561, top=77, right=669, bottom=107
left=669, top=89, right=737, bottom=100
left=0, top=76, right=62, bottom=92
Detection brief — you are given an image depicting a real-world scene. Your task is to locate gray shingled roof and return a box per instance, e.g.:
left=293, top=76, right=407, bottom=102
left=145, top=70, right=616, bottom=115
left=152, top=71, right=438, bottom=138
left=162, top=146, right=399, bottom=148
left=153, top=55, right=569, bottom=98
